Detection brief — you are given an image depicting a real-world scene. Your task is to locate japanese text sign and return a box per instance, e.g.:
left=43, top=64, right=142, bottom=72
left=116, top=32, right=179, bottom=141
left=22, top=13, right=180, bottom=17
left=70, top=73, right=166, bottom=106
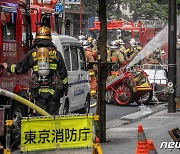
left=20, top=115, right=93, bottom=152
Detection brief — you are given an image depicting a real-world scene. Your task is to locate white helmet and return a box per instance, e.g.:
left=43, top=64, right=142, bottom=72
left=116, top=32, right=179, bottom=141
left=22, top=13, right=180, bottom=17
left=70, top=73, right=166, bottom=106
left=161, top=50, right=166, bottom=56
left=129, top=39, right=136, bottom=47
left=109, top=40, right=119, bottom=49
left=82, top=40, right=90, bottom=49
left=78, top=35, right=86, bottom=41
left=92, top=39, right=97, bottom=44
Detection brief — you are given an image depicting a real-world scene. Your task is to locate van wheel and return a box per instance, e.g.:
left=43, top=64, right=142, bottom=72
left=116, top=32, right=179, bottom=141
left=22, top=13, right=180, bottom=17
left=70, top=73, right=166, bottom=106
left=79, top=96, right=90, bottom=114
left=11, top=103, right=25, bottom=148
left=62, top=101, right=69, bottom=115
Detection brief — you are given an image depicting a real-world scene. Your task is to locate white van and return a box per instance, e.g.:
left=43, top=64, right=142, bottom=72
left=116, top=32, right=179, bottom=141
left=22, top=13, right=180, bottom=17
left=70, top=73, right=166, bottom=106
left=143, top=64, right=168, bottom=101
left=51, top=34, right=91, bottom=115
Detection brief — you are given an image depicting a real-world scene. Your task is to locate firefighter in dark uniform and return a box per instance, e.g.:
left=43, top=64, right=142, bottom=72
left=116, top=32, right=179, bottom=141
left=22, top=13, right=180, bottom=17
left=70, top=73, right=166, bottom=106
left=2, top=26, right=68, bottom=115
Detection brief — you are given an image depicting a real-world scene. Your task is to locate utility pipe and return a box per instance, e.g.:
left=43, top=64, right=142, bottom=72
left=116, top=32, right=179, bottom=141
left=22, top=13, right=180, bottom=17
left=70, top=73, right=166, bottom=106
left=0, top=88, right=51, bottom=116
left=80, top=0, right=82, bottom=35
left=168, top=0, right=176, bottom=113
left=61, top=0, right=66, bottom=35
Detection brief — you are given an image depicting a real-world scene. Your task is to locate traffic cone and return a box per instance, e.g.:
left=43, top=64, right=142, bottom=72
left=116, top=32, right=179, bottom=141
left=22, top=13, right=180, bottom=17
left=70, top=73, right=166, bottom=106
left=135, top=124, right=149, bottom=154
left=148, top=140, right=157, bottom=154
left=92, top=137, right=103, bottom=154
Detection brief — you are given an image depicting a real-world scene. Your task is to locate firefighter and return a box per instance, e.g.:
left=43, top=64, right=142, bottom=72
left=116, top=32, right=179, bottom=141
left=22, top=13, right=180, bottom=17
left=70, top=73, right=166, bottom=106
left=116, top=39, right=126, bottom=51
left=124, top=39, right=139, bottom=63
left=83, top=40, right=95, bottom=62
left=153, top=48, right=164, bottom=64
left=109, top=41, right=126, bottom=76
left=91, top=39, right=99, bottom=56
left=116, top=39, right=127, bottom=58
left=107, top=45, right=111, bottom=62
left=136, top=42, right=143, bottom=52
left=2, top=26, right=68, bottom=115
left=82, top=40, right=97, bottom=98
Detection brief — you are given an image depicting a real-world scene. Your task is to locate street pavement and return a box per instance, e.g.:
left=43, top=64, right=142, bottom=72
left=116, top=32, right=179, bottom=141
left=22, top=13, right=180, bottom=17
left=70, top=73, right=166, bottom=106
left=102, top=106, right=180, bottom=154
left=12, top=102, right=180, bottom=154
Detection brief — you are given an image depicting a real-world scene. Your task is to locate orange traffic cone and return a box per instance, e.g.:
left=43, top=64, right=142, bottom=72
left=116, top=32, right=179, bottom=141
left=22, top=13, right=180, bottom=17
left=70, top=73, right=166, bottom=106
left=92, top=137, right=103, bottom=154
left=148, top=140, right=157, bottom=154
left=135, top=124, right=149, bottom=154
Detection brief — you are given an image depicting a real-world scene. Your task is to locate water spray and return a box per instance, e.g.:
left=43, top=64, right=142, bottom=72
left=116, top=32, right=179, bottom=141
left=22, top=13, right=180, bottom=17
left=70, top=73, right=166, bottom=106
left=128, top=25, right=168, bottom=68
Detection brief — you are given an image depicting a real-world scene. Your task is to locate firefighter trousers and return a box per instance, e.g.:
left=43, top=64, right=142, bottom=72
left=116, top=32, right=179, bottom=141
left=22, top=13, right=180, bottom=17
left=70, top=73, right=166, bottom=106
left=34, top=92, right=60, bottom=116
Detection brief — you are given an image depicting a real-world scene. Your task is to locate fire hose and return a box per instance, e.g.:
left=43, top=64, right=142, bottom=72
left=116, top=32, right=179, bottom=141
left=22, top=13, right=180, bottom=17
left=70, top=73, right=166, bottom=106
left=0, top=88, right=51, bottom=116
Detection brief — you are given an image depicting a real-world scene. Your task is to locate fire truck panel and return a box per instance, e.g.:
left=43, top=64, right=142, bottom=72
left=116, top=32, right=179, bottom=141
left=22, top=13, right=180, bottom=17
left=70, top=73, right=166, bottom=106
left=0, top=0, right=32, bottom=93
left=30, top=4, right=56, bottom=33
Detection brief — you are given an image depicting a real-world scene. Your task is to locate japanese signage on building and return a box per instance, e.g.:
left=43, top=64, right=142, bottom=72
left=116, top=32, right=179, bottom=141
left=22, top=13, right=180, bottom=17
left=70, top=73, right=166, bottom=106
left=58, top=0, right=80, bottom=4
left=2, top=42, right=17, bottom=58
left=20, top=115, right=93, bottom=152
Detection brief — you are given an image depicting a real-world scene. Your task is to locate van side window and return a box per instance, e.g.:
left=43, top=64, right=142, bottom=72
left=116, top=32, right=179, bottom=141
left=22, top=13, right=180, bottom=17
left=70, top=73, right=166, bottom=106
left=78, top=47, right=86, bottom=70
left=70, top=46, right=79, bottom=70
left=63, top=46, right=71, bottom=71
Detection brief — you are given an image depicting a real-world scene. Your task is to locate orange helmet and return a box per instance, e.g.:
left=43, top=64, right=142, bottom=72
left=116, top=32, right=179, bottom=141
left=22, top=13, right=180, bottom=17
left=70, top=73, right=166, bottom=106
left=36, top=26, right=52, bottom=40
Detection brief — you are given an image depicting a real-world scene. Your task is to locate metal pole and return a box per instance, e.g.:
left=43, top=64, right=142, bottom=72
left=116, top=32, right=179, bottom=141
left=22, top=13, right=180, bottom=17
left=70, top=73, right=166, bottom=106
left=26, top=0, right=30, bottom=7
left=80, top=0, right=82, bottom=35
left=97, top=0, right=107, bottom=143
left=41, top=0, right=44, bottom=6
left=96, top=58, right=106, bottom=143
left=168, top=0, right=176, bottom=113
left=61, top=0, right=66, bottom=35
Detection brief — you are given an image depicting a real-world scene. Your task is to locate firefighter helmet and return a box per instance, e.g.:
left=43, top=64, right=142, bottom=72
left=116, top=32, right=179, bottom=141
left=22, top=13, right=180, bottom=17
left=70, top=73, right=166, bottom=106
left=129, top=39, right=136, bottom=47
left=78, top=35, right=86, bottom=41
left=88, top=37, right=93, bottom=43
left=109, top=40, right=119, bottom=49
left=82, top=40, right=91, bottom=49
left=116, top=39, right=125, bottom=45
left=92, top=39, right=97, bottom=44
left=161, top=50, right=165, bottom=56
left=36, top=26, right=52, bottom=40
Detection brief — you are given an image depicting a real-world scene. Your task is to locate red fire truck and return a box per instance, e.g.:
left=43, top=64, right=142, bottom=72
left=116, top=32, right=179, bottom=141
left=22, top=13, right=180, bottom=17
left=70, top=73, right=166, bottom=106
left=89, top=19, right=168, bottom=61
left=0, top=0, right=32, bottom=148
left=30, top=1, right=57, bottom=33
left=89, top=20, right=145, bottom=45
left=30, top=0, right=63, bottom=34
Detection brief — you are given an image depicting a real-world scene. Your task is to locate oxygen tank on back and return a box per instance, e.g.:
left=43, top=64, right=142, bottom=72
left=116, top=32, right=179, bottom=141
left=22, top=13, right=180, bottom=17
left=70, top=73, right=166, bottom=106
left=37, top=47, right=50, bottom=78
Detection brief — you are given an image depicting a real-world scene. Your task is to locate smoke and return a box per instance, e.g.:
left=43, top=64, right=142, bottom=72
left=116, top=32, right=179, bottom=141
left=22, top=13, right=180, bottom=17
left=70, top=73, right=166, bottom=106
left=128, top=25, right=168, bottom=67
